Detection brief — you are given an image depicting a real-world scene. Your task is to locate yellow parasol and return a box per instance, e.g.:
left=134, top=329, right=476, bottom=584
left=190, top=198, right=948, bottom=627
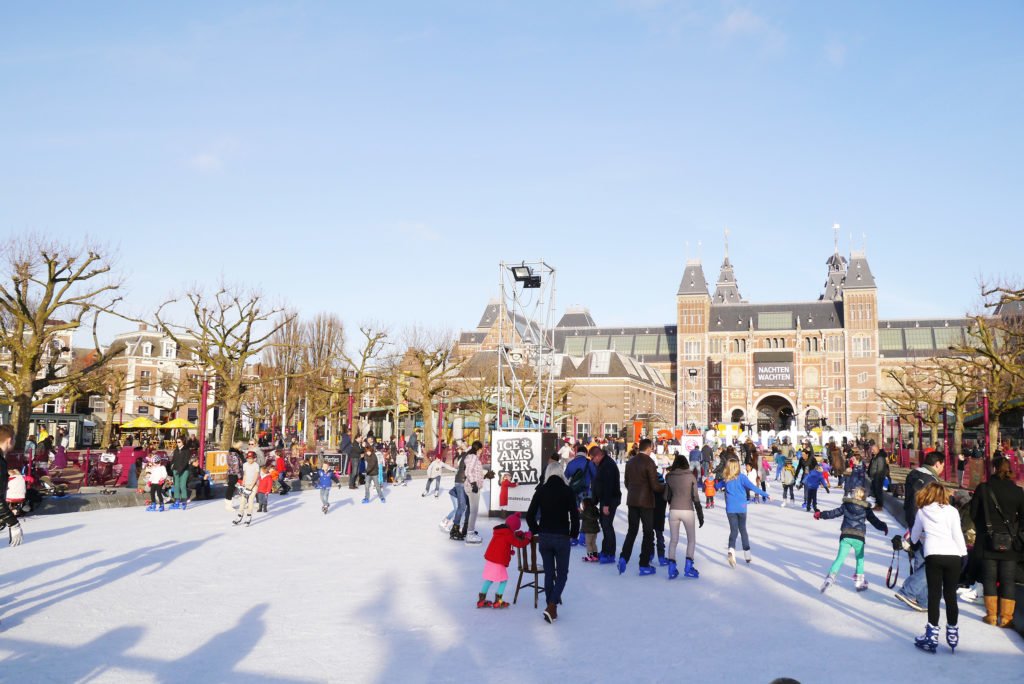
left=159, top=418, right=197, bottom=429
left=120, top=416, right=160, bottom=429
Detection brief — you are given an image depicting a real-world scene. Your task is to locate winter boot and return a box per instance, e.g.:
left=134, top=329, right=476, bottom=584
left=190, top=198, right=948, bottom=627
left=914, top=623, right=939, bottom=653
left=543, top=603, right=557, bottom=623
left=658, top=556, right=669, bottom=567
left=492, top=595, right=509, bottom=609
left=684, top=557, right=700, bottom=579
left=638, top=565, right=656, bottom=576
left=820, top=573, right=836, bottom=593
left=617, top=557, right=627, bottom=575
left=727, top=548, right=736, bottom=568
left=744, top=549, right=752, bottom=564
left=145, top=503, right=156, bottom=512
left=854, top=574, right=869, bottom=592
left=983, top=596, right=999, bottom=625
left=476, top=593, right=493, bottom=609
left=945, top=624, right=959, bottom=653
left=998, top=599, right=1016, bottom=628
left=667, top=560, right=679, bottom=580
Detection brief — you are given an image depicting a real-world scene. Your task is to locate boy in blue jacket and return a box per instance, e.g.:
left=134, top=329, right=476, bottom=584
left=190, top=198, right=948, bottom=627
left=802, top=465, right=829, bottom=513
left=316, top=462, right=339, bottom=514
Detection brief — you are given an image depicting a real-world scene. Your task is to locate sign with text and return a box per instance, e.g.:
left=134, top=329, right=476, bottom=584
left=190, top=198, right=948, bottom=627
left=489, top=431, right=544, bottom=513
left=753, top=352, right=794, bottom=388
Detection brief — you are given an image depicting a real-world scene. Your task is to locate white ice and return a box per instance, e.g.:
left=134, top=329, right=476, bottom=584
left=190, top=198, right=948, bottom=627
left=0, top=478, right=1020, bottom=684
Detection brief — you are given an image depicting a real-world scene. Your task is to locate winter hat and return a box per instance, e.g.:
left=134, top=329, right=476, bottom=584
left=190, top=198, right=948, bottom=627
left=505, top=512, right=522, bottom=532
left=545, top=462, right=567, bottom=484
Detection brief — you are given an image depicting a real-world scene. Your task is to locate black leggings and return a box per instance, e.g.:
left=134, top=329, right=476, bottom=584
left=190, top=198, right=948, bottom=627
left=981, top=558, right=1018, bottom=599
left=925, top=555, right=960, bottom=626
left=225, top=474, right=238, bottom=500
left=149, top=483, right=164, bottom=505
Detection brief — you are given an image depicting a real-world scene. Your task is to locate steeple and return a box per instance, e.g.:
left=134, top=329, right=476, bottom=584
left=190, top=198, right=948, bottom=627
left=820, top=223, right=848, bottom=301
left=677, top=259, right=709, bottom=296
left=845, top=250, right=877, bottom=290
left=712, top=228, right=743, bottom=304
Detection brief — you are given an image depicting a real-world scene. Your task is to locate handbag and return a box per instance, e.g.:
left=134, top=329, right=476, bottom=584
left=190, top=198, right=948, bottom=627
left=984, top=489, right=1021, bottom=553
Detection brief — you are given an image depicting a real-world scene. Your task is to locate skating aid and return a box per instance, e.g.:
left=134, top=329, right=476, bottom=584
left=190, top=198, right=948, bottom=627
left=886, top=547, right=900, bottom=589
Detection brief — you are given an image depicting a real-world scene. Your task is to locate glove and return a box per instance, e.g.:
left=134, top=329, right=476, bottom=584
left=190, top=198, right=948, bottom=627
left=825, top=487, right=831, bottom=494
left=9, top=524, right=23, bottom=547
left=813, top=511, right=821, bottom=520
left=881, top=524, right=889, bottom=535
left=697, top=512, right=704, bottom=528
left=471, top=483, right=479, bottom=494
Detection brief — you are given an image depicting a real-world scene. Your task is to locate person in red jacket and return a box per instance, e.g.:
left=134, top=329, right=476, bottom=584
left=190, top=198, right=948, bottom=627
left=478, top=512, right=532, bottom=608
left=256, top=466, right=274, bottom=513
left=275, top=453, right=290, bottom=495
left=498, top=472, right=517, bottom=508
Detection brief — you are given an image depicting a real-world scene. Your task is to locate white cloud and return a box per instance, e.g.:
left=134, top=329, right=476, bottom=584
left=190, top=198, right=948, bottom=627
left=718, top=8, right=786, bottom=54
left=825, top=39, right=847, bottom=67
left=190, top=152, right=223, bottom=173
left=397, top=222, right=440, bottom=242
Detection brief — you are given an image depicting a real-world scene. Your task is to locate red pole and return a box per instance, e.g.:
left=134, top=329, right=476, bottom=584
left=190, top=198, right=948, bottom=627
left=435, top=400, right=445, bottom=457
left=942, top=408, right=950, bottom=478
left=346, top=393, right=354, bottom=434
left=198, top=379, right=209, bottom=470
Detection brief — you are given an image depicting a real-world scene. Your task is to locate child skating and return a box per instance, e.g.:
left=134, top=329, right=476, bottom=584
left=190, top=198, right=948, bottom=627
left=144, top=456, right=168, bottom=512
left=478, top=512, right=532, bottom=608
left=780, top=462, right=796, bottom=507
left=703, top=474, right=716, bottom=509
left=580, top=497, right=600, bottom=562
left=256, top=465, right=274, bottom=512
left=316, top=462, right=339, bottom=513
left=815, top=486, right=889, bottom=592
left=803, top=465, right=830, bottom=513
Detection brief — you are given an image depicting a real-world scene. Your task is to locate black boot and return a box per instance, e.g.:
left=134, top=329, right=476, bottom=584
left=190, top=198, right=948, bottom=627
left=450, top=526, right=465, bottom=541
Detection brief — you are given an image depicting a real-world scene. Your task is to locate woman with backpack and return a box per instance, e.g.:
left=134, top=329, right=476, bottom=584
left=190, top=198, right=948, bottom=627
left=969, top=455, right=1024, bottom=628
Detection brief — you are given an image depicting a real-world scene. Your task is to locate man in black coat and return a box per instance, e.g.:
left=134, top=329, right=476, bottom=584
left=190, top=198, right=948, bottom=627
left=868, top=447, right=890, bottom=511
left=526, top=462, right=580, bottom=624
left=590, top=446, right=621, bottom=564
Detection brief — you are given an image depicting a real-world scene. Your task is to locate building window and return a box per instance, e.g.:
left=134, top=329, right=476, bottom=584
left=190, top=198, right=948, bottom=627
left=576, top=422, right=591, bottom=440
left=564, top=337, right=585, bottom=356
left=603, top=423, right=619, bottom=437
left=140, top=370, right=151, bottom=391
left=904, top=328, right=933, bottom=350
left=88, top=395, right=106, bottom=410
left=733, top=339, right=747, bottom=354
left=826, top=336, right=841, bottom=353
left=142, top=342, right=153, bottom=357
left=710, top=338, right=723, bottom=354
left=187, top=408, right=198, bottom=422
left=857, top=372, right=868, bottom=383
left=859, top=390, right=869, bottom=400
left=634, top=335, right=658, bottom=356
left=162, top=342, right=176, bottom=359
left=852, top=336, right=873, bottom=357
left=832, top=360, right=841, bottom=374
left=833, top=378, right=841, bottom=390
left=683, top=339, right=701, bottom=361
left=833, top=397, right=842, bottom=411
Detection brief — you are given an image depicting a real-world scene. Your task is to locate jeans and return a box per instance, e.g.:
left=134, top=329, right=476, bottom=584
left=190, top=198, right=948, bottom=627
left=451, top=483, right=468, bottom=525
left=466, top=486, right=481, bottom=532
left=925, top=554, right=961, bottom=626
left=727, top=512, right=750, bottom=551
left=538, top=534, right=571, bottom=605
left=172, top=470, right=189, bottom=501
left=775, top=464, right=784, bottom=480
left=981, top=558, right=1018, bottom=599
left=225, top=474, right=238, bottom=500
left=900, top=547, right=928, bottom=604
left=828, top=537, right=865, bottom=576
left=319, top=487, right=330, bottom=506
left=364, top=476, right=384, bottom=501
left=396, top=465, right=407, bottom=484
left=620, top=506, right=655, bottom=567
left=256, top=492, right=268, bottom=510
left=782, top=484, right=795, bottom=501
left=446, top=487, right=460, bottom=521
left=668, top=509, right=696, bottom=561
left=599, top=505, right=618, bottom=557
left=424, top=476, right=440, bottom=495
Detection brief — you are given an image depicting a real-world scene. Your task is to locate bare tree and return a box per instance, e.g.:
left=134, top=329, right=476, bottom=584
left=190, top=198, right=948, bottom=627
left=0, top=237, right=126, bottom=449
left=402, top=326, right=465, bottom=452
left=155, top=285, right=295, bottom=450
left=340, top=323, right=389, bottom=435
left=265, top=313, right=305, bottom=434
left=300, top=313, right=347, bottom=445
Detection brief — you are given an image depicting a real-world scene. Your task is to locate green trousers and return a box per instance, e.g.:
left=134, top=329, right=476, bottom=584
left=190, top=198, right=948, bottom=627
left=173, top=470, right=189, bottom=501
left=828, top=537, right=865, bottom=576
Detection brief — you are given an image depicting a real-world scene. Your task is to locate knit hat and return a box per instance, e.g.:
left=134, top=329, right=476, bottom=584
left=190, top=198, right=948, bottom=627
left=505, top=512, right=522, bottom=532
left=545, top=462, right=567, bottom=483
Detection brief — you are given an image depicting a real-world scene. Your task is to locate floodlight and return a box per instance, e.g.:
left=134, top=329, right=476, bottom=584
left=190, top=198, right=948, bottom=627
left=511, top=265, right=532, bottom=281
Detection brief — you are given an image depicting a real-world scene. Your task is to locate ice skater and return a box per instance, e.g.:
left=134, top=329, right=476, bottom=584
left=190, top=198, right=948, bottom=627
left=815, top=486, right=889, bottom=593
left=803, top=465, right=830, bottom=513
left=316, top=462, right=339, bottom=513
left=233, top=451, right=260, bottom=526
left=361, top=445, right=386, bottom=504
left=703, top=473, right=716, bottom=509
left=144, top=456, right=168, bottom=512
left=580, top=497, right=600, bottom=562
left=256, top=465, right=274, bottom=512
left=478, top=512, right=532, bottom=608
left=715, top=459, right=769, bottom=567
left=423, top=454, right=454, bottom=498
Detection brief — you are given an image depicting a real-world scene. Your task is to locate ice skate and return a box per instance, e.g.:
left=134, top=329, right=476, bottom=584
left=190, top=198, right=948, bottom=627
left=145, top=503, right=156, bottom=512
left=617, top=557, right=627, bottom=575
left=914, top=623, right=938, bottom=653
left=158, top=504, right=165, bottom=512
left=361, top=498, right=369, bottom=504
left=667, top=560, right=679, bottom=580
left=598, top=553, right=616, bottom=565
left=582, top=553, right=599, bottom=563
left=658, top=556, right=669, bottom=567
left=727, top=548, right=736, bottom=568
left=854, top=574, right=869, bottom=592
left=780, top=500, right=786, bottom=508
left=476, top=593, right=492, bottom=608
left=638, top=565, right=656, bottom=576
left=543, top=603, right=557, bottom=623
left=683, top=558, right=699, bottom=579
left=744, top=549, right=752, bottom=564
left=820, top=573, right=836, bottom=593
left=465, top=531, right=482, bottom=545
left=440, top=518, right=453, bottom=533
left=945, top=624, right=959, bottom=653
left=492, top=595, right=509, bottom=609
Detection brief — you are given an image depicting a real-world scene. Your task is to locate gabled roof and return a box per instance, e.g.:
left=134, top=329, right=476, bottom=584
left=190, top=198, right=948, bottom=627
left=709, top=301, right=845, bottom=332
left=476, top=300, right=500, bottom=329
left=844, top=251, right=876, bottom=290
left=556, top=306, right=597, bottom=328
left=677, top=260, right=709, bottom=296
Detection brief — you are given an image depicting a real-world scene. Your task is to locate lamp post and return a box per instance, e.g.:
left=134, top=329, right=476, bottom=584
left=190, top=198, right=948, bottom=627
left=982, top=388, right=990, bottom=479
left=198, top=377, right=209, bottom=470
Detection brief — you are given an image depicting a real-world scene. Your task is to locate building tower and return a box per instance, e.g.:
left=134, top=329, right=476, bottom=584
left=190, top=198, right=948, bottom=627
left=841, top=250, right=880, bottom=435
left=676, top=259, right=710, bottom=430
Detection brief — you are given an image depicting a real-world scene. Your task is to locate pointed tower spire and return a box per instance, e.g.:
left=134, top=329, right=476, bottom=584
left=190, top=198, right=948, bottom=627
left=821, top=223, right=848, bottom=301
left=712, top=230, right=743, bottom=304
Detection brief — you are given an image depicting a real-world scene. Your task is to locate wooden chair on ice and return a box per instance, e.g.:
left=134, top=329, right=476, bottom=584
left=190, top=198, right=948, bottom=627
left=513, top=535, right=544, bottom=609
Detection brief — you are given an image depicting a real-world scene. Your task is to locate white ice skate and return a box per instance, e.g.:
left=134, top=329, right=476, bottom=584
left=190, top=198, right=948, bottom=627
left=744, top=549, right=752, bottom=564
left=727, top=548, right=736, bottom=568
left=439, top=518, right=453, bottom=533
left=464, top=531, right=482, bottom=545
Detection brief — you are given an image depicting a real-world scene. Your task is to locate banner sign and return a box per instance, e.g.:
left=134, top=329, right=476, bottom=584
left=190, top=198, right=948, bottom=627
left=489, top=431, right=544, bottom=513
left=205, top=450, right=228, bottom=482
left=753, top=352, right=794, bottom=388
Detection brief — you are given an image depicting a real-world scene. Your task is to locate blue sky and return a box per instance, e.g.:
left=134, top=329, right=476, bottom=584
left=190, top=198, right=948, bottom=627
left=2, top=1, right=1022, bottom=344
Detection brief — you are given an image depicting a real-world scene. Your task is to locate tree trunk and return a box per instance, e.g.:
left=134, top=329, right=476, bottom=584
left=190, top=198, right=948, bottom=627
left=479, top=408, right=488, bottom=445
left=988, top=416, right=1001, bottom=457
left=220, top=390, right=243, bottom=451
left=929, top=423, right=939, bottom=450
left=10, top=392, right=34, bottom=452
left=953, top=412, right=964, bottom=457
left=422, top=399, right=436, bottom=453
